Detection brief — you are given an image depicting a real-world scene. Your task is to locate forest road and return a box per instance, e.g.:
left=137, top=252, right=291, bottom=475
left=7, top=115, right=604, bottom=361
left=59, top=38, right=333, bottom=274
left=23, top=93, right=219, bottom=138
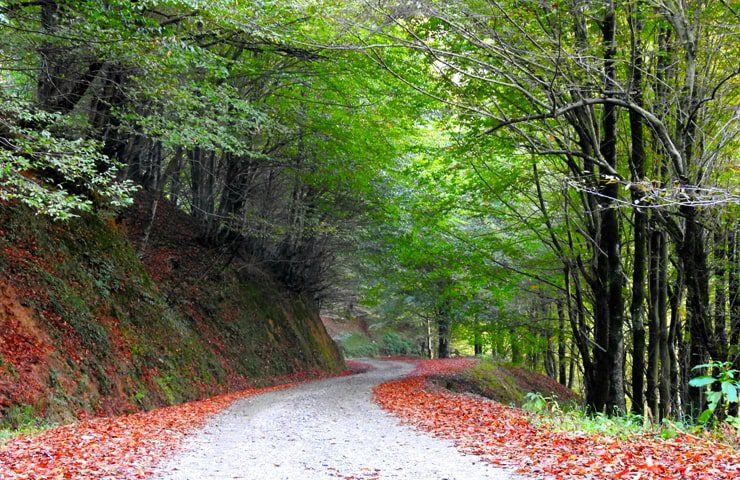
left=153, top=359, right=525, bottom=480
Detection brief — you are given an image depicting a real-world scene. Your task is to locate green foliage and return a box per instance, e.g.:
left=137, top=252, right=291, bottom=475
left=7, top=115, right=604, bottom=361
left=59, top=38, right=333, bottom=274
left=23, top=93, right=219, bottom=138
left=336, top=332, right=380, bottom=358
left=335, top=330, right=417, bottom=358
left=0, top=405, right=51, bottom=440
left=523, top=392, right=553, bottom=413
left=689, top=361, right=740, bottom=428
left=0, top=98, right=136, bottom=219
left=518, top=361, right=740, bottom=442
left=380, top=332, right=414, bottom=356
left=555, top=411, right=649, bottom=440
left=521, top=393, right=656, bottom=439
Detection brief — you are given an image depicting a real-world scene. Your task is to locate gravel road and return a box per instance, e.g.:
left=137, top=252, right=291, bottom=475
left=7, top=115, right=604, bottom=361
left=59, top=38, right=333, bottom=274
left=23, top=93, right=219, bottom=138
left=154, top=359, right=524, bottom=480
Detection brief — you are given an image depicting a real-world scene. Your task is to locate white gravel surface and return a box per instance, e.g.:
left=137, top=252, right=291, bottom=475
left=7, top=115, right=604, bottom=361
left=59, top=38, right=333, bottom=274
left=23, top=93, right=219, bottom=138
left=153, top=359, right=525, bottom=480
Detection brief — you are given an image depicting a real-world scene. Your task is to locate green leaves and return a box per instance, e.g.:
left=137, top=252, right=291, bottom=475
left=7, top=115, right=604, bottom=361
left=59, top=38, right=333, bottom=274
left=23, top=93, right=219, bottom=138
left=687, top=376, right=715, bottom=388
left=0, top=97, right=136, bottom=219
left=721, top=381, right=738, bottom=403
left=689, top=361, right=740, bottom=427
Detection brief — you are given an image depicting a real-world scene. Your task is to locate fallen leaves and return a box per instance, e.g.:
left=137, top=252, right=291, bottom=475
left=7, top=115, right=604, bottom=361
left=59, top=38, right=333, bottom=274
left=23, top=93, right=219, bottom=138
left=374, top=359, right=740, bottom=480
left=0, top=367, right=354, bottom=480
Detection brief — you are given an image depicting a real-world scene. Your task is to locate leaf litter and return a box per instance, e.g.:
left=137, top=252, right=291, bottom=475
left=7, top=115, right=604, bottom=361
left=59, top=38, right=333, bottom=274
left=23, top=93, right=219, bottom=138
left=374, top=359, right=740, bottom=480
left=0, top=364, right=366, bottom=480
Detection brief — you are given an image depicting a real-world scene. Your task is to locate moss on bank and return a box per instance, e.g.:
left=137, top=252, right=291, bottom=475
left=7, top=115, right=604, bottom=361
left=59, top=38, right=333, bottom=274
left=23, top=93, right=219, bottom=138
left=0, top=200, right=343, bottom=427
left=436, top=359, right=579, bottom=407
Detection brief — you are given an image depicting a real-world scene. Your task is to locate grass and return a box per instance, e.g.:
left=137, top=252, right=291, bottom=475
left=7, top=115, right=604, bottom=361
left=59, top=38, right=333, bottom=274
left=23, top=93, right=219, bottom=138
left=523, top=392, right=653, bottom=439
left=438, top=359, right=580, bottom=407
left=335, top=330, right=416, bottom=358
left=442, top=360, right=731, bottom=444
left=0, top=405, right=54, bottom=445
left=521, top=391, right=739, bottom=447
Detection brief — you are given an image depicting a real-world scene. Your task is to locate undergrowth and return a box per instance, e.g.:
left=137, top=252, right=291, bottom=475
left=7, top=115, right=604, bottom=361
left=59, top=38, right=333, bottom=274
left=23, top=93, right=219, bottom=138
left=336, top=331, right=416, bottom=358
left=446, top=360, right=738, bottom=447
left=0, top=201, right=344, bottom=426
left=440, top=359, right=579, bottom=407
left=522, top=392, right=739, bottom=446
left=0, top=405, right=53, bottom=445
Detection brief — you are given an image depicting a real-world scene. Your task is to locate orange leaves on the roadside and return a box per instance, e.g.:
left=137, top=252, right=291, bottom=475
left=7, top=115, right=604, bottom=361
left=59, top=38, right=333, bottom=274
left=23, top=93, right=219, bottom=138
left=0, top=366, right=357, bottom=480
left=375, top=359, right=740, bottom=480
left=0, top=385, right=288, bottom=479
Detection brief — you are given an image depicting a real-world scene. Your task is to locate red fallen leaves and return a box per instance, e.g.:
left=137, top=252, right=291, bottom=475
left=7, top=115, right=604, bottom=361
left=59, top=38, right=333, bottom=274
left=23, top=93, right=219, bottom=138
left=0, top=368, right=353, bottom=480
left=345, top=360, right=374, bottom=374
left=375, top=359, right=740, bottom=480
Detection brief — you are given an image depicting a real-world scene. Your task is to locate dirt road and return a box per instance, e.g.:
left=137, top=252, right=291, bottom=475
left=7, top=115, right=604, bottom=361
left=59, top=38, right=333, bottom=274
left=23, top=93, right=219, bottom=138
left=154, top=359, right=522, bottom=480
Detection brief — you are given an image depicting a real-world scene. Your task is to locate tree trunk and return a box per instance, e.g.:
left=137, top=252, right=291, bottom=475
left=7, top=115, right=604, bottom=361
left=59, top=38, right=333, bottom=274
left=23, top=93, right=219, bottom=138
left=426, top=317, right=434, bottom=359
left=628, top=0, right=648, bottom=417
left=558, top=301, right=567, bottom=386
left=668, top=267, right=688, bottom=414
left=655, top=231, right=670, bottom=420
left=681, top=206, right=714, bottom=416
left=510, top=329, right=521, bottom=365
left=437, top=314, right=450, bottom=359
left=166, top=148, right=185, bottom=207
left=189, top=147, right=204, bottom=221
left=37, top=1, right=102, bottom=113
left=473, top=328, right=483, bottom=356
left=545, top=334, right=556, bottom=379
left=596, top=0, right=626, bottom=414
left=568, top=339, right=576, bottom=390
left=647, top=226, right=664, bottom=418
left=88, top=63, right=127, bottom=162
left=728, top=228, right=739, bottom=415
left=631, top=210, right=648, bottom=415
left=714, top=230, right=728, bottom=361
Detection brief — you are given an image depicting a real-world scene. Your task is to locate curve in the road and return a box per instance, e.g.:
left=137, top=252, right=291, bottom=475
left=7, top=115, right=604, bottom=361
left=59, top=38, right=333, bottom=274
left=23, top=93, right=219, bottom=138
left=154, top=359, right=524, bottom=480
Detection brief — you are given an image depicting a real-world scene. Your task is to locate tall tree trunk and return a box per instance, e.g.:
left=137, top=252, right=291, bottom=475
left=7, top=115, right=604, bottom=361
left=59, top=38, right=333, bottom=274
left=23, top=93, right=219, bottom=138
left=37, top=1, right=103, bottom=114
left=597, top=0, right=626, bottom=414
left=89, top=63, right=127, bottom=162
left=631, top=210, right=648, bottom=415
left=545, top=333, right=556, bottom=379
left=166, top=148, right=185, bottom=207
left=728, top=228, right=739, bottom=416
left=437, top=300, right=450, bottom=359
left=426, top=317, right=434, bottom=359
left=714, top=230, right=728, bottom=361
left=647, top=225, right=667, bottom=418
left=189, top=148, right=204, bottom=221
left=473, top=323, right=483, bottom=356
left=568, top=339, right=576, bottom=390
left=681, top=206, right=714, bottom=416
left=628, top=0, right=648, bottom=417
left=656, top=231, right=670, bottom=419
left=668, top=266, right=688, bottom=414
left=510, top=329, right=521, bottom=365
left=558, top=301, right=567, bottom=386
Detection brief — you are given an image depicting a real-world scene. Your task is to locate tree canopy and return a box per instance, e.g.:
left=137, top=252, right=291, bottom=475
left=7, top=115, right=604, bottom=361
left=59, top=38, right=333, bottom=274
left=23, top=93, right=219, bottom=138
left=1, top=0, right=738, bottom=420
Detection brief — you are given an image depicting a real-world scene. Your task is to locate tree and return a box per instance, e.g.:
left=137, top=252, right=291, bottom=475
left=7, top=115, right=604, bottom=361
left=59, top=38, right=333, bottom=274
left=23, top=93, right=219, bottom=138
left=323, top=0, right=739, bottom=415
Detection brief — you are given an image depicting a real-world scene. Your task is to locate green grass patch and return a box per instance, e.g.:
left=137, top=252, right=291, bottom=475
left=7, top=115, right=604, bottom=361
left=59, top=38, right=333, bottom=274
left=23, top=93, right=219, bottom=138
left=520, top=392, right=710, bottom=442
left=0, top=405, right=54, bottom=444
left=335, top=330, right=416, bottom=358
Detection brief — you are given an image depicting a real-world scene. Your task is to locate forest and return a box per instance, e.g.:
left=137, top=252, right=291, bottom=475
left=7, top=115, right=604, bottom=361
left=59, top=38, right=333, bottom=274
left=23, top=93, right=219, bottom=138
left=0, top=0, right=738, bottom=470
